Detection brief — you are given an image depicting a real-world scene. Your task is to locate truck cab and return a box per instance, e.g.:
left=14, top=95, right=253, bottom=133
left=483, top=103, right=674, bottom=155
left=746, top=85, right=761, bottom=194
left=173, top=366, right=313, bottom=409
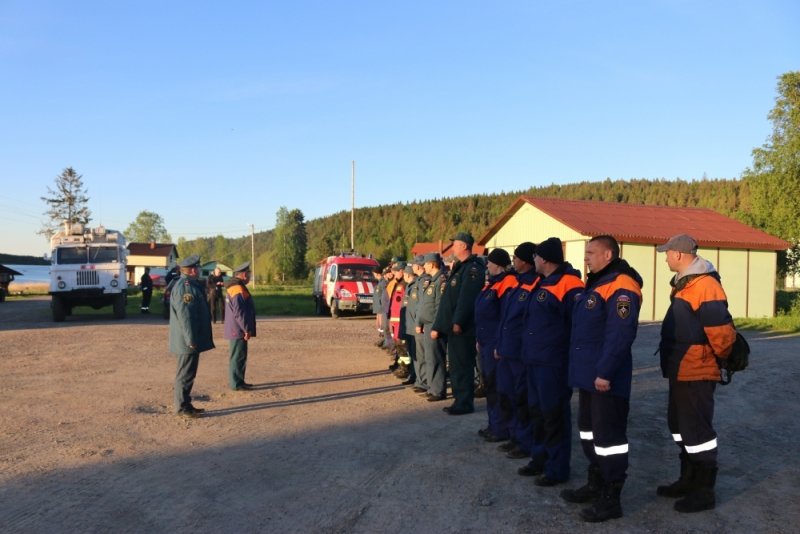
left=49, top=223, right=128, bottom=321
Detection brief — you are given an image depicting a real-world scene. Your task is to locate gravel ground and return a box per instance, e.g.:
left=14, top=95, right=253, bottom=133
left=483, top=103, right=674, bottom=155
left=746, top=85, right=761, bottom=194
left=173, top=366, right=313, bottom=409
left=0, top=297, right=798, bottom=533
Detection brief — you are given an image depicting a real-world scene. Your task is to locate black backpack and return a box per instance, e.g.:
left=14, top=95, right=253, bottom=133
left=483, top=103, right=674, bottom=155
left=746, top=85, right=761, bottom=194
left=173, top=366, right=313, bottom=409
left=718, top=331, right=750, bottom=385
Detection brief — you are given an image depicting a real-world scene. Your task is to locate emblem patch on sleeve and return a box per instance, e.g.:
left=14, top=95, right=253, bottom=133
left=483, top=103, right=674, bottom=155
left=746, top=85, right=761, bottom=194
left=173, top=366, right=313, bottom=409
left=183, top=294, right=193, bottom=304
left=616, top=295, right=631, bottom=319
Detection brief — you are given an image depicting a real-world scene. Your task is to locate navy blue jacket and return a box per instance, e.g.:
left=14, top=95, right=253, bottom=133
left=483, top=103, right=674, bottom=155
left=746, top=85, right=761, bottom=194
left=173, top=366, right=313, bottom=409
left=522, top=263, right=584, bottom=367
left=568, top=259, right=642, bottom=398
left=495, top=269, right=541, bottom=360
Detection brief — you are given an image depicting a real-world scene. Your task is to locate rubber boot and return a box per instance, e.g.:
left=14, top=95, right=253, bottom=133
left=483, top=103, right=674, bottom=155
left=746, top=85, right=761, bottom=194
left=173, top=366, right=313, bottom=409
left=674, top=465, right=716, bottom=513
left=657, top=453, right=694, bottom=498
left=561, top=465, right=602, bottom=503
left=580, top=480, right=623, bottom=522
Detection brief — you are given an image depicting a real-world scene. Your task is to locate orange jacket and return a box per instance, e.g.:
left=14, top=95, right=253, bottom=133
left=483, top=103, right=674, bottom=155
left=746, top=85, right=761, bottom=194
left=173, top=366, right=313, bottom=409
left=659, top=270, right=736, bottom=381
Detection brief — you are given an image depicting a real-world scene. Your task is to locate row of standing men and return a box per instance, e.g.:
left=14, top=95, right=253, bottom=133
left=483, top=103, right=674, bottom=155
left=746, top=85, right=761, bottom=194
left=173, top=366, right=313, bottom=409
left=369, top=232, right=735, bottom=523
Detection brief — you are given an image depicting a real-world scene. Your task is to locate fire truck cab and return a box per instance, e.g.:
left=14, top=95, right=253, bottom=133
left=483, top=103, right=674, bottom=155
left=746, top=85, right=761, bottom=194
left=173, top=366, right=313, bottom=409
left=313, top=253, right=379, bottom=318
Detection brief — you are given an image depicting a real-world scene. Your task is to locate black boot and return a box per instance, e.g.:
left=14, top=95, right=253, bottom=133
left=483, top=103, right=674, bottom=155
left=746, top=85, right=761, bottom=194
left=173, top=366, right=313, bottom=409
left=674, top=464, right=716, bottom=513
left=657, top=452, right=694, bottom=498
left=580, top=480, right=623, bottom=522
left=561, top=466, right=603, bottom=504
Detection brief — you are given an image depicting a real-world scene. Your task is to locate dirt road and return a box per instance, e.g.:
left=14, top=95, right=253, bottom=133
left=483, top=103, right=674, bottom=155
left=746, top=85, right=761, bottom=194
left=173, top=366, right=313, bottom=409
left=0, top=297, right=797, bottom=533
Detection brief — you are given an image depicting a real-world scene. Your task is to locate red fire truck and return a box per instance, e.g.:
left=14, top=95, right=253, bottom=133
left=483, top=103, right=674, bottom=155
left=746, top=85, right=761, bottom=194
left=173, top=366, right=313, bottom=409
left=312, top=253, right=379, bottom=318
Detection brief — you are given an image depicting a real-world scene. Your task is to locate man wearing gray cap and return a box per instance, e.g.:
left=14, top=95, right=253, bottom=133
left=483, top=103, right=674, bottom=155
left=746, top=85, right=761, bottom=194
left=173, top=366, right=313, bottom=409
left=655, top=234, right=735, bottom=513
left=432, top=231, right=486, bottom=415
left=169, top=254, right=215, bottom=418
left=224, top=261, right=257, bottom=391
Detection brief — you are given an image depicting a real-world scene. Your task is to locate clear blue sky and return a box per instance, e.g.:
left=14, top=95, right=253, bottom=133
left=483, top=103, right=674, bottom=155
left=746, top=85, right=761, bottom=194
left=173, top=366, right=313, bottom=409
left=1, top=1, right=797, bottom=257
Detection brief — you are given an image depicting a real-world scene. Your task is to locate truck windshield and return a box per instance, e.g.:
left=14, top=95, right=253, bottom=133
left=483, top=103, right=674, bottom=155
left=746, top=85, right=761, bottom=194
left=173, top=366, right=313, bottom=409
left=338, top=266, right=377, bottom=282
left=89, top=246, right=120, bottom=263
left=56, top=246, right=120, bottom=264
left=56, top=247, right=88, bottom=265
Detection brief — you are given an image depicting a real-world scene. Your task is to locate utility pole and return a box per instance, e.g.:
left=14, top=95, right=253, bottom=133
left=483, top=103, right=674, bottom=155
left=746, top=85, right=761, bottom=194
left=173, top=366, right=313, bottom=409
left=351, top=160, right=355, bottom=252
left=250, top=224, right=255, bottom=288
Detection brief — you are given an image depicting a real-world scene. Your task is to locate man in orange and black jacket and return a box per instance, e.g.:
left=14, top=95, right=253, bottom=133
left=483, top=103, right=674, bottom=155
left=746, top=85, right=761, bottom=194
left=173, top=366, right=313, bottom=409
left=656, top=234, right=736, bottom=514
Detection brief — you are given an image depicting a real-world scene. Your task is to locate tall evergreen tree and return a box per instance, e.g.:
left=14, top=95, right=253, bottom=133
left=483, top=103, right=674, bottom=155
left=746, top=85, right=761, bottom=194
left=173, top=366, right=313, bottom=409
left=40, top=167, right=91, bottom=239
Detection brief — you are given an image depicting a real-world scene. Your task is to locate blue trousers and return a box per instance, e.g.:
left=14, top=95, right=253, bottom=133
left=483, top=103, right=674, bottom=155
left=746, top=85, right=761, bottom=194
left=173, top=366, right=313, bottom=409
left=480, top=342, right=507, bottom=438
left=497, top=357, right=531, bottom=451
left=526, top=363, right=572, bottom=481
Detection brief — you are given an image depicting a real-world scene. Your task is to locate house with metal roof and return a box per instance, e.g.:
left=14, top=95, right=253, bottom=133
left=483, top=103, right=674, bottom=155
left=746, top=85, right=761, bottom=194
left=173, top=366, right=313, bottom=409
left=479, top=196, right=789, bottom=320
left=127, top=242, right=179, bottom=287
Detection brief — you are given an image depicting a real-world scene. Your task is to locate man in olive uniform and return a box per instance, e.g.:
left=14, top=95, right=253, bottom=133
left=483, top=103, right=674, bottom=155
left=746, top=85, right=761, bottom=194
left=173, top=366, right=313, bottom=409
left=416, top=252, right=447, bottom=401
left=432, top=231, right=486, bottom=415
left=224, top=261, right=256, bottom=391
left=169, top=255, right=215, bottom=418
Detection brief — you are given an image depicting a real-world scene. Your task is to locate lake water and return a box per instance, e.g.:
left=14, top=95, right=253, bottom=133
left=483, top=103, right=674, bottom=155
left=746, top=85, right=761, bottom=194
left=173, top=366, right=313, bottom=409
left=5, top=264, right=51, bottom=284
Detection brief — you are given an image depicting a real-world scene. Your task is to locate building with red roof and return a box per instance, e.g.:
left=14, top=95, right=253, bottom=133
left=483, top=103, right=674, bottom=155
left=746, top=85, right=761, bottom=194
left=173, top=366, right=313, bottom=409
left=478, top=196, right=789, bottom=320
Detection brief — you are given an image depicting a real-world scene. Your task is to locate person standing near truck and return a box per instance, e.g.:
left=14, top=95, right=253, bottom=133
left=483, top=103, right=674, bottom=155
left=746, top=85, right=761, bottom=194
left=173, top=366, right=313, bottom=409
left=140, top=266, right=153, bottom=314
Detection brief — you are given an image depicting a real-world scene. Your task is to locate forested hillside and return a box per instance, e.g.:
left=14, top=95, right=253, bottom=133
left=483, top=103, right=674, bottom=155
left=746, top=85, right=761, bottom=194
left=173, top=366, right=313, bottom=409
left=179, top=177, right=748, bottom=282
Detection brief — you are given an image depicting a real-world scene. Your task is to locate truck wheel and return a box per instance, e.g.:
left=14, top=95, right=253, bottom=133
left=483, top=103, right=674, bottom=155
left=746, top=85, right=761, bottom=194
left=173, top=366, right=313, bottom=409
left=113, top=294, right=126, bottom=319
left=330, top=300, right=340, bottom=319
left=52, top=296, right=66, bottom=322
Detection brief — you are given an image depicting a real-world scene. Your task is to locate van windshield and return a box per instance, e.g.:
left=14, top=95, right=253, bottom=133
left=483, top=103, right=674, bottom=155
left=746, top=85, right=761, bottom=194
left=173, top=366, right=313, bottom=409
left=337, top=266, right=377, bottom=282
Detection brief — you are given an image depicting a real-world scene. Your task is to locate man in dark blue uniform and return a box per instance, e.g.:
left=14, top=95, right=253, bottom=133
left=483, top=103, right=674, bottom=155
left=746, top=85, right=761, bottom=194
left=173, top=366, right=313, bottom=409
left=169, top=255, right=215, bottom=418
left=475, top=248, right=515, bottom=441
left=520, top=237, right=584, bottom=485
left=560, top=235, right=642, bottom=523
left=224, top=261, right=257, bottom=391
left=432, top=232, right=486, bottom=416
left=140, top=266, right=153, bottom=314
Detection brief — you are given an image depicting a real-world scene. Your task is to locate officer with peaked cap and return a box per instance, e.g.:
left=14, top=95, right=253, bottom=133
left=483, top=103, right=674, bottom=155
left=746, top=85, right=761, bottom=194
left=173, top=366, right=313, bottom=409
left=168, top=254, right=215, bottom=418
left=224, top=261, right=257, bottom=391
left=416, top=252, right=447, bottom=400
left=432, top=231, right=487, bottom=415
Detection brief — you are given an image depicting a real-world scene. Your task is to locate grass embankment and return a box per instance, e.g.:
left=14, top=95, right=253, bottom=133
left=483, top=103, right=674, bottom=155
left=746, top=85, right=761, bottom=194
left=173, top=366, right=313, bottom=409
left=126, top=284, right=315, bottom=317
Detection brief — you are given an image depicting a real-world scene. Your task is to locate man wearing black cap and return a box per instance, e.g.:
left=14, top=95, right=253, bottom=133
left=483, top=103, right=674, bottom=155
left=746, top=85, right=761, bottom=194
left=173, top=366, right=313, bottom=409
left=475, top=247, right=517, bottom=441
left=224, top=261, right=257, bottom=391
left=168, top=254, right=215, bottom=418
left=432, top=231, right=486, bottom=415
left=494, top=241, right=540, bottom=455
left=519, top=237, right=584, bottom=486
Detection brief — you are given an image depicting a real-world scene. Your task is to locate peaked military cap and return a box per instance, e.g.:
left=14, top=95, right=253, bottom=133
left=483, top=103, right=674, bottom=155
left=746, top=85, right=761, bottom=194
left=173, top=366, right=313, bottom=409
left=423, top=252, right=441, bottom=264
left=178, top=254, right=200, bottom=268
left=450, top=231, right=475, bottom=246
left=233, top=261, right=251, bottom=273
